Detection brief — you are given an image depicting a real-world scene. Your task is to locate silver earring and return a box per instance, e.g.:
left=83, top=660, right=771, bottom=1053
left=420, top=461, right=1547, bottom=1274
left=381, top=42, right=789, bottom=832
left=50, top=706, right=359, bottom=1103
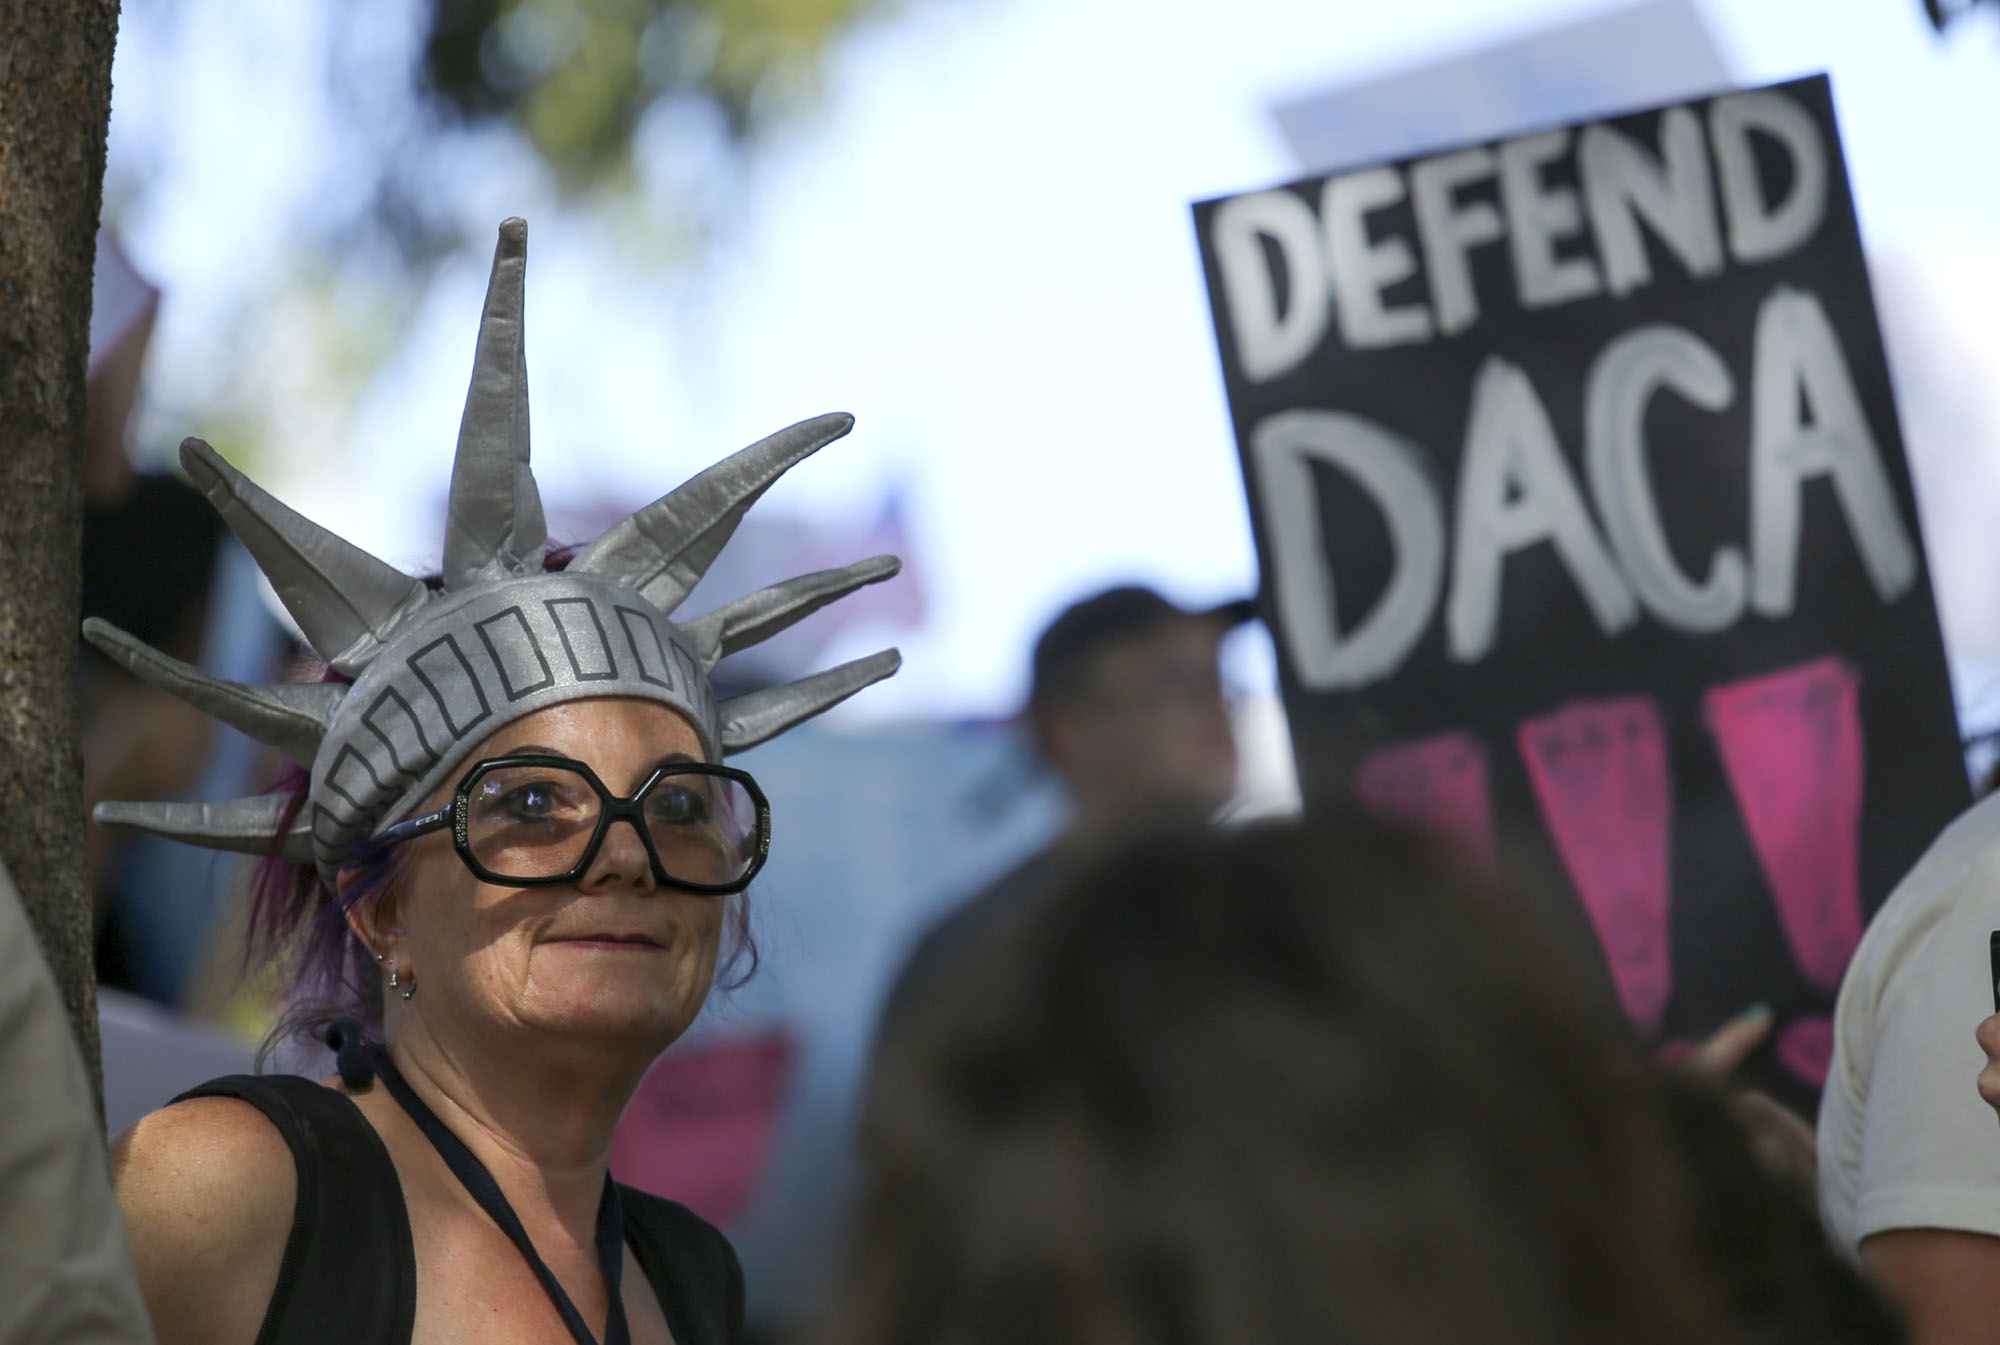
left=400, top=976, right=417, bottom=1002
left=387, top=965, right=399, bottom=990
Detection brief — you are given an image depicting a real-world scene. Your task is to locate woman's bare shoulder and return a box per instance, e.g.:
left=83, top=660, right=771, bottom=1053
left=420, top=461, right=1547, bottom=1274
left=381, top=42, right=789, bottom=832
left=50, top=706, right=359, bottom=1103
left=111, top=1095, right=297, bottom=1345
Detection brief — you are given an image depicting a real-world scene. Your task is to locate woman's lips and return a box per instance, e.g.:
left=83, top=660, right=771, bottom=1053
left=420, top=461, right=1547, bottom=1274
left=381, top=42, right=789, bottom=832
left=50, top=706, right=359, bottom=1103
left=550, top=933, right=662, bottom=948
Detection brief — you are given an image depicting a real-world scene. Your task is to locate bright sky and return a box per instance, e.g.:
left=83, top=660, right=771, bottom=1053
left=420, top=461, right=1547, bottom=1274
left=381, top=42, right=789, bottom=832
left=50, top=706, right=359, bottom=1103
left=106, top=0, right=2000, bottom=720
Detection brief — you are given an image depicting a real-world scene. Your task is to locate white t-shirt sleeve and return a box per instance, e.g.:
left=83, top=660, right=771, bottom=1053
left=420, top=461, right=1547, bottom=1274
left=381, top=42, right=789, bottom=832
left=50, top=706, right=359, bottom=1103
left=1828, top=799, right=2000, bottom=1247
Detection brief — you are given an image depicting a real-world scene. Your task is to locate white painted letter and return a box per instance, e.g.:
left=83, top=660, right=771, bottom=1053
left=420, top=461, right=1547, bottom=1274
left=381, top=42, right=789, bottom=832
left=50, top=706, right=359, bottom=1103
left=1586, top=325, right=1746, bottom=632
left=1749, top=286, right=1917, bottom=615
left=1212, top=190, right=1329, bottom=382
left=1579, top=108, right=1723, bottom=297
left=1711, top=91, right=1828, bottom=265
left=1320, top=168, right=1433, bottom=349
left=1499, top=129, right=1602, bottom=308
left=1251, top=409, right=1445, bottom=690
left=1449, top=358, right=1639, bottom=662
left=1410, top=148, right=1504, bottom=337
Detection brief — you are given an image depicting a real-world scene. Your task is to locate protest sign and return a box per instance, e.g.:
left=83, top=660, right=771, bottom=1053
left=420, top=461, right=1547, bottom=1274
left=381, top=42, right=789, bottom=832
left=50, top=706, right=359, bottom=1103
left=1195, top=75, right=1968, bottom=1108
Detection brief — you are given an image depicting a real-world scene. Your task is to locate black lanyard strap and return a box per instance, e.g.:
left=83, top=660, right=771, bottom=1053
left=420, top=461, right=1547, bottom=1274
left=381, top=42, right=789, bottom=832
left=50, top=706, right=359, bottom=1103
left=372, top=1046, right=631, bottom=1345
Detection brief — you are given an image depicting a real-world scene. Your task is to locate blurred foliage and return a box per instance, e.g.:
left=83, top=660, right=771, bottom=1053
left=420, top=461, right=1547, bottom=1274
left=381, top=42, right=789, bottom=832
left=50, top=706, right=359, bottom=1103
left=1923, top=0, right=1997, bottom=29
left=103, top=0, right=941, bottom=496
left=420, top=0, right=899, bottom=183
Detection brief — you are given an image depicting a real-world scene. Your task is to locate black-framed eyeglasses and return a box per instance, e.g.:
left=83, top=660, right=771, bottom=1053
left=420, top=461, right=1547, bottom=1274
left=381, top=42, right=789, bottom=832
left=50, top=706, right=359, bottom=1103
left=373, top=754, right=771, bottom=895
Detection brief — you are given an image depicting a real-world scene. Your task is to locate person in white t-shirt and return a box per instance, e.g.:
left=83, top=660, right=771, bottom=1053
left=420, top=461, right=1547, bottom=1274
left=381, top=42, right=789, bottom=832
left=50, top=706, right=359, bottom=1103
left=1821, top=788, right=2000, bottom=1343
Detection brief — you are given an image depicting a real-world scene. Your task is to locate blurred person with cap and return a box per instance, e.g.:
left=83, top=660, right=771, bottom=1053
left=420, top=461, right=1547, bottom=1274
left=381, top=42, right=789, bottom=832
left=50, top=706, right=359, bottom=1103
left=1025, top=585, right=1253, bottom=835
left=882, top=585, right=1253, bottom=1018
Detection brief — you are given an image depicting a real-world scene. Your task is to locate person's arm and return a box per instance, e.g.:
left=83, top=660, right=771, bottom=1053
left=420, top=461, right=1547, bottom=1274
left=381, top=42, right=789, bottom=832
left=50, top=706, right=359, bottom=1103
left=110, top=1098, right=296, bottom=1345
left=1864, top=1229, right=2000, bottom=1345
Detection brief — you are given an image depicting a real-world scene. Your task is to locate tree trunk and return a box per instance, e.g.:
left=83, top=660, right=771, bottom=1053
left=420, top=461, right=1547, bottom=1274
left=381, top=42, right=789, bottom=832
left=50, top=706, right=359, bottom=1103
left=0, top=0, right=124, bottom=1117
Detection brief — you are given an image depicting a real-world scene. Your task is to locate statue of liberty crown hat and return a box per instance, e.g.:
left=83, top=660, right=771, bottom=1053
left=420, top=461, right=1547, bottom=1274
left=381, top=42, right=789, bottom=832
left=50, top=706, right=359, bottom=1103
left=87, top=217, right=901, bottom=887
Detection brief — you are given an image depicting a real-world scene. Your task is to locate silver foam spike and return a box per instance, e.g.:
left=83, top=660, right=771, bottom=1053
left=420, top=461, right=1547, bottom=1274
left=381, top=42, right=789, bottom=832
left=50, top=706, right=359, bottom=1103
left=93, top=795, right=313, bottom=864
left=717, top=648, right=901, bottom=754
left=83, top=618, right=344, bottom=766
left=569, top=412, right=854, bottom=614
left=442, top=217, right=547, bottom=590
left=680, top=554, right=901, bottom=673
left=181, top=438, right=430, bottom=676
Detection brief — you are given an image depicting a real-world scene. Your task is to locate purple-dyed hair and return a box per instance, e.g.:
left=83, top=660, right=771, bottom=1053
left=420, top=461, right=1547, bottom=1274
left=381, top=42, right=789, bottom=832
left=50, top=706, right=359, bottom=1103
left=248, top=549, right=760, bottom=1064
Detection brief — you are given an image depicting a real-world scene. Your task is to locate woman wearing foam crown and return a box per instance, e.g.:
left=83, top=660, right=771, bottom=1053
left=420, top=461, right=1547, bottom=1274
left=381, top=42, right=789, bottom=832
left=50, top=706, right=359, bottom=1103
left=99, top=218, right=900, bottom=1345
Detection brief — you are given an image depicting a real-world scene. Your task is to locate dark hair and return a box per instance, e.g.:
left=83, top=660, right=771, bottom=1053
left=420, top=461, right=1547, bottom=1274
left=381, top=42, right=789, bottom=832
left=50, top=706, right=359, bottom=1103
left=824, top=816, right=1897, bottom=1345
left=248, top=547, right=759, bottom=1065
left=1028, top=586, right=1253, bottom=709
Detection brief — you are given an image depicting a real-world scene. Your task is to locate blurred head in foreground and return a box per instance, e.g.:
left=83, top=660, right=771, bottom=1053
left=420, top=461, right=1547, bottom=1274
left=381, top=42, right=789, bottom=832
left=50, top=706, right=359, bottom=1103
left=828, top=816, right=1897, bottom=1345
left=1027, top=586, right=1252, bottom=830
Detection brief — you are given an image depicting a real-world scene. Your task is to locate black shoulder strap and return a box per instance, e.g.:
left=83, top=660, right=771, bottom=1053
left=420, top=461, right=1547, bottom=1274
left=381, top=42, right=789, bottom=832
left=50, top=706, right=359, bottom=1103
left=617, top=1186, right=745, bottom=1345
left=175, top=1074, right=417, bottom=1345
left=372, top=1047, right=628, bottom=1345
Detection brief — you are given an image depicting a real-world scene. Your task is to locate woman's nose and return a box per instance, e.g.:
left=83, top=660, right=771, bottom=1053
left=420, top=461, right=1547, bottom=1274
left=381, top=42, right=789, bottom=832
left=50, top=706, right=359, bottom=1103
left=584, top=814, right=657, bottom=890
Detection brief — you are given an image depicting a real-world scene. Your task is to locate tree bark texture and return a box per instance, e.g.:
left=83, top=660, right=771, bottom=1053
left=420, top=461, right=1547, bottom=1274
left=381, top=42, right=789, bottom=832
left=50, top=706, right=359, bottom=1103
left=0, top=0, right=123, bottom=1116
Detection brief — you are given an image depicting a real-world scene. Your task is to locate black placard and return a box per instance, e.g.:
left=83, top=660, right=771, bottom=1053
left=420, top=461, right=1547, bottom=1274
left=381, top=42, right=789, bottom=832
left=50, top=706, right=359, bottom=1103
left=1195, top=75, right=1967, bottom=1111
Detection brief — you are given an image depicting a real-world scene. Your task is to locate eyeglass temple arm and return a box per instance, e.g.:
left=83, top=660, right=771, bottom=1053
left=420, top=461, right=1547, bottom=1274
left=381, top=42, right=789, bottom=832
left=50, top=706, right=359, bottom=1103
left=374, top=806, right=453, bottom=846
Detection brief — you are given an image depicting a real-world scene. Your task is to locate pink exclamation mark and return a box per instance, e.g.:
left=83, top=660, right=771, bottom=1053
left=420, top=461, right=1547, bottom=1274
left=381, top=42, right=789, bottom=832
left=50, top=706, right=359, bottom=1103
left=1705, top=657, right=1863, bottom=1088
left=1518, top=696, right=1674, bottom=1035
left=1355, top=731, right=1500, bottom=882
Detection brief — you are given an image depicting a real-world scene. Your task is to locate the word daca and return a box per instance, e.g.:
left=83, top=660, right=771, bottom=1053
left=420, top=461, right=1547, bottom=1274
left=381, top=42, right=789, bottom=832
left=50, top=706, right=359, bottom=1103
left=1252, top=287, right=1916, bottom=692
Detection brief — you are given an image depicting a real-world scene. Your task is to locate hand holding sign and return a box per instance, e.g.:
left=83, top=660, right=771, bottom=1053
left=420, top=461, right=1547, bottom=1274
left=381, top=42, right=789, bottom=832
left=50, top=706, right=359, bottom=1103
left=1673, top=1002, right=1817, bottom=1191
left=1977, top=1009, right=2000, bottom=1126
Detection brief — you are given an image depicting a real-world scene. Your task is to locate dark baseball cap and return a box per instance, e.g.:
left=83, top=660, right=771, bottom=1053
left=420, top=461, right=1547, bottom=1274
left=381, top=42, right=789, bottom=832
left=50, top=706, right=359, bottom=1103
left=1030, top=585, right=1255, bottom=706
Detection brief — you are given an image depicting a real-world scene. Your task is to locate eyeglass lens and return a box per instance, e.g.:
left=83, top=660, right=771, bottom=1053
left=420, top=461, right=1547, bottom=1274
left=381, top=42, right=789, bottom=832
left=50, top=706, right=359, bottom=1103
left=463, top=763, right=759, bottom=886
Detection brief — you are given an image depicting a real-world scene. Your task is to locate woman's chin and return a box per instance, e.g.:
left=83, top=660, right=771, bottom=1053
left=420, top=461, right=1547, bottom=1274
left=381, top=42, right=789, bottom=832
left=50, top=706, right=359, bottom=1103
left=518, top=975, right=700, bottom=1049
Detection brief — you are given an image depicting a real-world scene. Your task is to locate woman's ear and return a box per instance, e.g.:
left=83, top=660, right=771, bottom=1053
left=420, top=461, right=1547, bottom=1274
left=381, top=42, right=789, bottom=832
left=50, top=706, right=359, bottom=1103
left=339, top=864, right=402, bottom=962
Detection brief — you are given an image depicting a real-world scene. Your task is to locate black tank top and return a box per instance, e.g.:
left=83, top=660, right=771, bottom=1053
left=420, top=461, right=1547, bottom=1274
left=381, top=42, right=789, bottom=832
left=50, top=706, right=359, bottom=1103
left=176, top=1074, right=745, bottom=1345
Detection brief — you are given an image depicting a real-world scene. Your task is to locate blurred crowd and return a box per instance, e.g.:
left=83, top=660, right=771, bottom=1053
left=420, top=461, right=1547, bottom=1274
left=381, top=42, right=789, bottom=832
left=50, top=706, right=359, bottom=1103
left=36, top=521, right=2000, bottom=1344
left=29, top=554, right=2000, bottom=1342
